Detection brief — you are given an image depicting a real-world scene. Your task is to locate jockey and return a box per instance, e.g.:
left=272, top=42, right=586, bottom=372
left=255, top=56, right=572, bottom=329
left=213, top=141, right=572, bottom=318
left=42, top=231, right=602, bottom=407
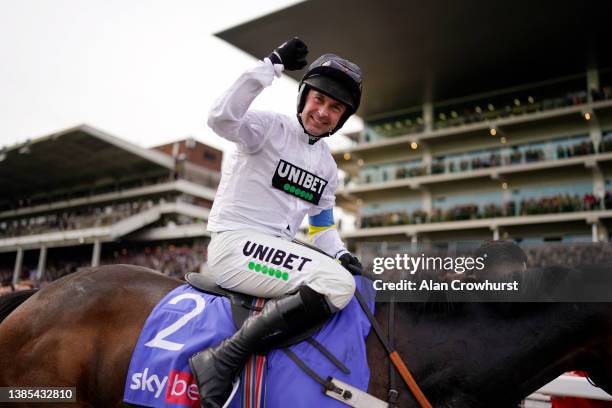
left=189, top=37, right=364, bottom=407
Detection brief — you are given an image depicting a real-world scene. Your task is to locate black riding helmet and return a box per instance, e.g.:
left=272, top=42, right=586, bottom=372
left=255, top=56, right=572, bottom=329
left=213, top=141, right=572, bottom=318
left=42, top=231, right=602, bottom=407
left=297, top=54, right=363, bottom=137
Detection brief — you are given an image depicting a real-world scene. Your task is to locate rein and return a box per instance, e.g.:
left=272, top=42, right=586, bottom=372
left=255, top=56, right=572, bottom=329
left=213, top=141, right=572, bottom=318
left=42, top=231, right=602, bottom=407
left=351, top=281, right=432, bottom=408
left=292, top=239, right=432, bottom=407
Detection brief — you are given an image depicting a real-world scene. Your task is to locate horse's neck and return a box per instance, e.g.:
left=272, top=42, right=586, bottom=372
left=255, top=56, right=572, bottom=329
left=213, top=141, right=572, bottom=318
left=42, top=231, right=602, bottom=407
left=384, top=302, right=609, bottom=407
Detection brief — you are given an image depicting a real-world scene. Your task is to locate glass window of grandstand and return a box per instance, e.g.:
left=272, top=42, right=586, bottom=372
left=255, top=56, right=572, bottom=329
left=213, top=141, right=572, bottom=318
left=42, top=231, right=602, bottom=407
left=365, top=109, right=424, bottom=142
left=358, top=182, right=601, bottom=229
left=430, top=182, right=596, bottom=221
left=359, top=200, right=423, bottom=228
left=433, top=75, right=587, bottom=130
left=605, top=180, right=612, bottom=209
left=359, top=159, right=426, bottom=184
left=508, top=182, right=600, bottom=216
left=593, top=68, right=612, bottom=102
left=357, top=134, right=594, bottom=185
left=601, top=130, right=612, bottom=153
left=431, top=134, right=593, bottom=176
left=432, top=191, right=503, bottom=221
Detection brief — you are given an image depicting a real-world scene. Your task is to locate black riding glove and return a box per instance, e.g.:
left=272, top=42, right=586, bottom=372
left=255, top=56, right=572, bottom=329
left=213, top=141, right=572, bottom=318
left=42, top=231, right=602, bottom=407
left=267, top=37, right=308, bottom=71
left=338, top=253, right=363, bottom=275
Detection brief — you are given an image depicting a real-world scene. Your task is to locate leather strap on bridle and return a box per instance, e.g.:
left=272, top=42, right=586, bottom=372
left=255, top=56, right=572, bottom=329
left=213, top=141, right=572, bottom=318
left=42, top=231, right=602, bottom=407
left=291, top=239, right=432, bottom=407
left=353, top=288, right=432, bottom=408
left=388, top=298, right=399, bottom=407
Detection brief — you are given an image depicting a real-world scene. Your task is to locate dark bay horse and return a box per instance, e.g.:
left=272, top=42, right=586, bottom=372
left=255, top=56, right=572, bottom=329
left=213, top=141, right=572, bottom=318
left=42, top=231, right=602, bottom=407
left=0, top=264, right=611, bottom=407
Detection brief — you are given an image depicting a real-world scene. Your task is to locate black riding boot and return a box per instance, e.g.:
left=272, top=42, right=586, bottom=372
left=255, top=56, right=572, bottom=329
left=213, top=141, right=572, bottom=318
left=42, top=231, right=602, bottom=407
left=188, top=286, right=332, bottom=408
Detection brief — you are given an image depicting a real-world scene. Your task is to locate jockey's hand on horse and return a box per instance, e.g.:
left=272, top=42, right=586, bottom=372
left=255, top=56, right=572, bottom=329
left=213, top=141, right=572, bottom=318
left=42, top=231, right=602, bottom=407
left=339, top=253, right=363, bottom=275
left=267, top=37, right=309, bottom=70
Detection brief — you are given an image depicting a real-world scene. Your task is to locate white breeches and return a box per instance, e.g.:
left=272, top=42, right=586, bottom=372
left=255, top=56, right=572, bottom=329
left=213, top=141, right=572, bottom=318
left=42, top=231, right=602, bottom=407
left=206, top=230, right=356, bottom=310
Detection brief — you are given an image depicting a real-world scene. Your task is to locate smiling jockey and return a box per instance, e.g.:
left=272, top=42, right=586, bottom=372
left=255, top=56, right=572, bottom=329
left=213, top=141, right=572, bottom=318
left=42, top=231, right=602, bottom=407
left=188, top=37, right=364, bottom=407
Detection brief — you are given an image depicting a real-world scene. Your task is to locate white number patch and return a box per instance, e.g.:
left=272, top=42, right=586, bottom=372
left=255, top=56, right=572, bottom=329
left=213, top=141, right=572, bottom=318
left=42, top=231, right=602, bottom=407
left=144, top=293, right=206, bottom=351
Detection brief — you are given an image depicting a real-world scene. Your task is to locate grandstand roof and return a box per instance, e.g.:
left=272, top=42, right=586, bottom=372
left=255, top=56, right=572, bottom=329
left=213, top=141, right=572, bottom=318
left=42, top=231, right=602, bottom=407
left=217, top=0, right=612, bottom=120
left=0, top=124, right=174, bottom=202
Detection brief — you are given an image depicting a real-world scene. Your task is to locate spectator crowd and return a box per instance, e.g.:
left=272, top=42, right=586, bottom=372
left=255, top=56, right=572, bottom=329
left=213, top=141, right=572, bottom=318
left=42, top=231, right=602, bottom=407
left=524, top=242, right=612, bottom=269
left=365, top=83, right=612, bottom=140
left=0, top=241, right=208, bottom=293
left=101, top=242, right=207, bottom=279
left=0, top=194, right=204, bottom=239
left=359, top=192, right=611, bottom=228
left=358, top=136, right=596, bottom=186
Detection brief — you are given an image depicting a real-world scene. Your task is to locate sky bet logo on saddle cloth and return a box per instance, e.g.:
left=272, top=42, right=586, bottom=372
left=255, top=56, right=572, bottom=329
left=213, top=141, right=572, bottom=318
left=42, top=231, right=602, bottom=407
left=123, top=280, right=376, bottom=408
left=272, top=159, right=328, bottom=205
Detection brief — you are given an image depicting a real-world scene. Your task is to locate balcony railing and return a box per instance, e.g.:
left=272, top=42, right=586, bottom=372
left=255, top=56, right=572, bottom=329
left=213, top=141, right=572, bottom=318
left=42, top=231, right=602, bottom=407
left=348, top=135, right=597, bottom=188
left=358, top=192, right=607, bottom=229
left=362, top=74, right=608, bottom=142
left=432, top=89, right=589, bottom=131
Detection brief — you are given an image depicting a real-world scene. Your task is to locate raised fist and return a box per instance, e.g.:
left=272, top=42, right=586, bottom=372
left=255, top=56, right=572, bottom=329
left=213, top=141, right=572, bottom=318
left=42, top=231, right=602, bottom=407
left=267, top=37, right=309, bottom=71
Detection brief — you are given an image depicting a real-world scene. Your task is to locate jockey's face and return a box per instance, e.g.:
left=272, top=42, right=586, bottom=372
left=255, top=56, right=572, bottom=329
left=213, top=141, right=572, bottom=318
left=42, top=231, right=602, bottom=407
left=300, top=90, right=347, bottom=137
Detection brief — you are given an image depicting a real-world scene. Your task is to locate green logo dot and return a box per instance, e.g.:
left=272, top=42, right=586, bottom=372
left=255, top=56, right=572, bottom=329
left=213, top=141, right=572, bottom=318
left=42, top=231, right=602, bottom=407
left=284, top=183, right=290, bottom=191
left=268, top=269, right=275, bottom=276
left=282, top=272, right=289, bottom=281
left=307, top=194, right=313, bottom=201
left=248, top=261, right=255, bottom=270
left=289, top=186, right=296, bottom=193
left=255, top=264, right=261, bottom=272
left=275, top=270, right=282, bottom=278
left=295, top=188, right=301, bottom=196
left=262, top=265, right=268, bottom=273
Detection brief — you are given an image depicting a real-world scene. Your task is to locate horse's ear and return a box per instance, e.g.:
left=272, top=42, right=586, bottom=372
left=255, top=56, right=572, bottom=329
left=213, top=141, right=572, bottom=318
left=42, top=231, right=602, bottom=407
left=587, top=369, right=612, bottom=395
left=474, top=240, right=528, bottom=281
left=586, top=348, right=612, bottom=394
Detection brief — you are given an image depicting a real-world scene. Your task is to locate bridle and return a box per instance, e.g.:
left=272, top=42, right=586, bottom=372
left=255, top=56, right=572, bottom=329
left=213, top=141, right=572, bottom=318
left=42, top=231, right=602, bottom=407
left=352, top=282, right=432, bottom=408
left=292, top=239, right=432, bottom=407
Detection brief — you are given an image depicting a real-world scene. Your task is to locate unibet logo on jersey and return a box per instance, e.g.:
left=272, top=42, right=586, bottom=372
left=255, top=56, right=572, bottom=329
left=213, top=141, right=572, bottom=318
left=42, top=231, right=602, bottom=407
left=272, top=160, right=328, bottom=205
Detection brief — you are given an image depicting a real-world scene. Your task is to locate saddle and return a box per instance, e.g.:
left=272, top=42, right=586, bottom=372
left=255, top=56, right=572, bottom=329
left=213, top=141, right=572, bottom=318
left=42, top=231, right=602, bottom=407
left=184, top=272, right=397, bottom=408
left=184, top=272, right=323, bottom=348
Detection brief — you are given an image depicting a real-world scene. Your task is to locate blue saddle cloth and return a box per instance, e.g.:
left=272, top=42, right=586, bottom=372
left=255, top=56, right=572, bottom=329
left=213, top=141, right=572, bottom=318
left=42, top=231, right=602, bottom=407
left=123, top=276, right=376, bottom=408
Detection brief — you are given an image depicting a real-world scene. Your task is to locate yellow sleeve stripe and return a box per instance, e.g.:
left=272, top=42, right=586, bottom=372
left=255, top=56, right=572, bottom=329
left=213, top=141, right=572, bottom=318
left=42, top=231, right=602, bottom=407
left=308, top=224, right=337, bottom=239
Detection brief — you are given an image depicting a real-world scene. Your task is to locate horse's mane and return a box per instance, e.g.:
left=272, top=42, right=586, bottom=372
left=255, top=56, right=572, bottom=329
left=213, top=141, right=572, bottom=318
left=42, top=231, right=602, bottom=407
left=359, top=267, right=468, bottom=318
left=366, top=241, right=612, bottom=319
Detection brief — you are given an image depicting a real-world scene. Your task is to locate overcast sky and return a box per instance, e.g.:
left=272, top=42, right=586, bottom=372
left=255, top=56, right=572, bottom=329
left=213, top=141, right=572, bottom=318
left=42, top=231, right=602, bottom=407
left=0, top=0, right=360, bottom=153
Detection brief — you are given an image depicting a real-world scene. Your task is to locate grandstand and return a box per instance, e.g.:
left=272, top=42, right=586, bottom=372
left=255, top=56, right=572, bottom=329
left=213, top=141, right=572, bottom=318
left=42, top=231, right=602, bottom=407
left=217, top=0, right=612, bottom=404
left=0, top=124, right=221, bottom=290
left=217, top=0, right=612, bottom=247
